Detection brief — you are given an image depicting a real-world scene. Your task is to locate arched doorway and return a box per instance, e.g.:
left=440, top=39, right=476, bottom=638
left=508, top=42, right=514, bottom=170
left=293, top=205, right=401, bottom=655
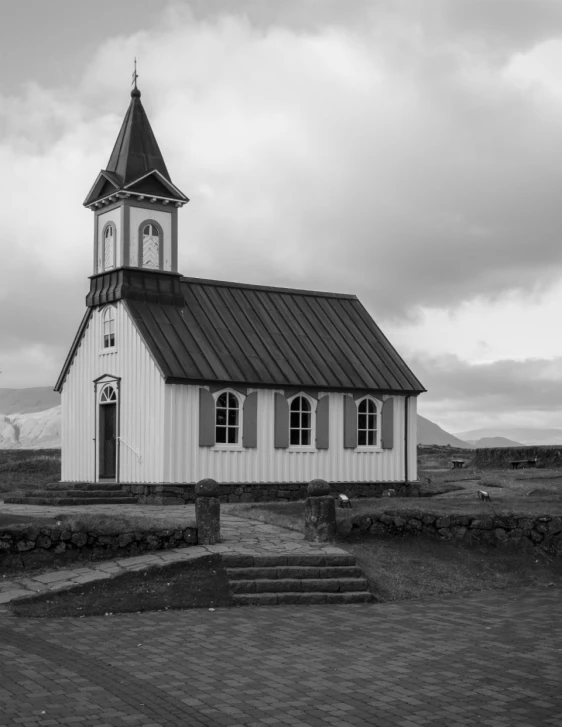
left=99, top=383, right=118, bottom=479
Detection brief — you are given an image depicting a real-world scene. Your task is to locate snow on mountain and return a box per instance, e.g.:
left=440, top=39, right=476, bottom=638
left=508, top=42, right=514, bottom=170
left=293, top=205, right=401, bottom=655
left=0, top=405, right=60, bottom=449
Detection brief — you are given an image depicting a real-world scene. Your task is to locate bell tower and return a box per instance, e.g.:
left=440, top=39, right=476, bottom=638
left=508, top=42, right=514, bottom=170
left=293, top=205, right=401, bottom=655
left=83, top=80, right=188, bottom=307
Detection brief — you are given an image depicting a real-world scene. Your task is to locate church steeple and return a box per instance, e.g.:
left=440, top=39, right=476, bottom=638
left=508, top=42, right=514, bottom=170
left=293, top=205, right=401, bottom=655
left=83, top=79, right=188, bottom=285
left=105, top=86, right=172, bottom=187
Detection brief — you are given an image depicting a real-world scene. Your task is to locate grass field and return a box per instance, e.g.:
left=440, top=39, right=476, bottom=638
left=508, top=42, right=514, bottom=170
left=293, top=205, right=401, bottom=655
left=0, top=449, right=60, bottom=497
left=3, top=445, right=562, bottom=608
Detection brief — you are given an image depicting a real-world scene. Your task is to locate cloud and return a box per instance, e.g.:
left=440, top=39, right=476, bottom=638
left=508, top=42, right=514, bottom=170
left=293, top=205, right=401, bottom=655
left=415, top=353, right=562, bottom=431
left=3, top=1, right=562, bottom=398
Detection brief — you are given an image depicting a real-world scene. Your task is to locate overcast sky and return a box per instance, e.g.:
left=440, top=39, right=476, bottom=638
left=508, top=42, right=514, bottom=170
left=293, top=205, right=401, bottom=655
left=2, top=0, right=562, bottom=433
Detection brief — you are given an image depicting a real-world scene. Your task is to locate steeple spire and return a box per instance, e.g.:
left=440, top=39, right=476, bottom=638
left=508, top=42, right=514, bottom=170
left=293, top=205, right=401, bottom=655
left=83, top=80, right=188, bottom=209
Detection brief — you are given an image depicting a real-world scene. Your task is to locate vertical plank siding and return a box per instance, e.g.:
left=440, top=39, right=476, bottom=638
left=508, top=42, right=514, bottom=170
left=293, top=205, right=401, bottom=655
left=61, top=303, right=165, bottom=483
left=163, top=387, right=413, bottom=484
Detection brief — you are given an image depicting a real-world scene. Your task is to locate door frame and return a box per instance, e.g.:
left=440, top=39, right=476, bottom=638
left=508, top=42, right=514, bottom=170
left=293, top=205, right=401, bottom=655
left=93, top=374, right=121, bottom=483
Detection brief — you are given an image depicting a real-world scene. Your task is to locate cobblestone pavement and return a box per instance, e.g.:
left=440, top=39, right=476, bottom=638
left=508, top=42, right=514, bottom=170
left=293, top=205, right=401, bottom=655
left=0, top=503, right=344, bottom=605
left=0, top=586, right=561, bottom=727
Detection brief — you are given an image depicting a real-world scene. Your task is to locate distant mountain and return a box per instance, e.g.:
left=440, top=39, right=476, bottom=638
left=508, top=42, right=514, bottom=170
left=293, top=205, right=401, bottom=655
left=0, top=405, right=60, bottom=449
left=468, top=436, right=524, bottom=448
left=456, top=427, right=562, bottom=446
left=0, top=387, right=59, bottom=415
left=417, top=415, right=472, bottom=448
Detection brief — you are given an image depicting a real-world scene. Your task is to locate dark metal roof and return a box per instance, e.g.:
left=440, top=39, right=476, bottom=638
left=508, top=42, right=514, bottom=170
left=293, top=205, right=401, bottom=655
left=123, top=277, right=425, bottom=393
left=106, top=90, right=171, bottom=185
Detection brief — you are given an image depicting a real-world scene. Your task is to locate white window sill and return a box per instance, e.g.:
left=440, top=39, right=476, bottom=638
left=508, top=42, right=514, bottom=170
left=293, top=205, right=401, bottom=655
left=99, top=348, right=117, bottom=355
left=355, top=447, right=382, bottom=453
left=287, top=447, right=316, bottom=453
left=211, top=444, right=244, bottom=452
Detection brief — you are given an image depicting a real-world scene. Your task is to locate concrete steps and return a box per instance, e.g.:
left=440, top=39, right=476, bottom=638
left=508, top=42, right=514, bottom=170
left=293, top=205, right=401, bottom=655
left=223, top=552, right=372, bottom=606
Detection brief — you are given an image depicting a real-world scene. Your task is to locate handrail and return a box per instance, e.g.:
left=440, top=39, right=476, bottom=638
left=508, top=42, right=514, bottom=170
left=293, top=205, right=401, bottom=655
left=117, top=436, right=142, bottom=464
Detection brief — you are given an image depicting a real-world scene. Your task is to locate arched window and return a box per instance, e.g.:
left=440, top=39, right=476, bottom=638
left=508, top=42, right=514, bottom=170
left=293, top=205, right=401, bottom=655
left=289, top=395, right=312, bottom=446
left=99, top=383, right=117, bottom=403
left=357, top=397, right=379, bottom=447
left=216, top=391, right=240, bottom=444
left=103, top=224, right=115, bottom=271
left=102, top=306, right=116, bottom=349
left=142, top=223, right=160, bottom=269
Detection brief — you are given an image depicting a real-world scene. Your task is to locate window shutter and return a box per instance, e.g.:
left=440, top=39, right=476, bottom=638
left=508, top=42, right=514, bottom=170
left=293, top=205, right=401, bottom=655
left=199, top=388, right=215, bottom=447
left=316, top=395, right=330, bottom=449
left=381, top=397, right=394, bottom=449
left=243, top=391, right=258, bottom=448
left=274, top=393, right=289, bottom=449
left=343, top=395, right=357, bottom=449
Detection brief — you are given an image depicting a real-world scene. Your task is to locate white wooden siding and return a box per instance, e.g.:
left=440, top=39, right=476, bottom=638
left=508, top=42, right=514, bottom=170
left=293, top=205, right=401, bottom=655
left=164, top=386, right=417, bottom=484
left=60, top=303, right=166, bottom=483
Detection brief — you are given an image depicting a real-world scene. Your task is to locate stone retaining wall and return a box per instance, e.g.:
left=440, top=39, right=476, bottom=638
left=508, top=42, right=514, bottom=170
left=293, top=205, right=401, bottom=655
left=338, top=511, right=562, bottom=553
left=122, top=482, right=420, bottom=505
left=0, top=524, right=198, bottom=570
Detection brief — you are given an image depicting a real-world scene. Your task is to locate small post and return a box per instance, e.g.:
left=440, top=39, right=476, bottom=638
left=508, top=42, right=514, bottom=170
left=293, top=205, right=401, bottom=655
left=304, top=479, right=336, bottom=542
left=195, top=478, right=220, bottom=544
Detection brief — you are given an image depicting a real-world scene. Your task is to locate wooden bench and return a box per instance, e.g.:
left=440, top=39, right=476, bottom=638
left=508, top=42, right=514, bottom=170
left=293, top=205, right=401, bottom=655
left=510, top=459, right=538, bottom=470
left=451, top=459, right=465, bottom=469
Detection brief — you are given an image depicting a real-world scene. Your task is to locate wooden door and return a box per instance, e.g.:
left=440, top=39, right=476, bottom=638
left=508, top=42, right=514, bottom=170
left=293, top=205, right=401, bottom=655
left=99, top=403, right=117, bottom=479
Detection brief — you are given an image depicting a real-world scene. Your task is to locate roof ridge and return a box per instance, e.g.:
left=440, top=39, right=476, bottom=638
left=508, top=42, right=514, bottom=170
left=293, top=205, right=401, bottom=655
left=180, top=276, right=358, bottom=300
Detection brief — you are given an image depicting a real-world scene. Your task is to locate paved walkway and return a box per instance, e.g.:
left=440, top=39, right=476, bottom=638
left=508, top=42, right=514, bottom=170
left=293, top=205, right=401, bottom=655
left=0, top=502, right=342, bottom=605
left=0, top=586, right=561, bottom=726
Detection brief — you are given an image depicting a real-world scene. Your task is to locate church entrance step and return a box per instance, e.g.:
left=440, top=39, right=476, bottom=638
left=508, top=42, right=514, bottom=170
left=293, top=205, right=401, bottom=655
left=222, top=552, right=372, bottom=606
left=44, top=483, right=124, bottom=492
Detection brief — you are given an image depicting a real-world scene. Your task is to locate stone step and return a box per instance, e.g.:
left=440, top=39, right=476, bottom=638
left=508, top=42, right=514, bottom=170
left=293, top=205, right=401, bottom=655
left=233, top=591, right=373, bottom=606
left=230, top=577, right=369, bottom=594
left=45, top=483, right=124, bottom=492
left=26, top=489, right=132, bottom=499
left=226, top=565, right=363, bottom=580
left=3, top=496, right=138, bottom=506
left=221, top=552, right=356, bottom=569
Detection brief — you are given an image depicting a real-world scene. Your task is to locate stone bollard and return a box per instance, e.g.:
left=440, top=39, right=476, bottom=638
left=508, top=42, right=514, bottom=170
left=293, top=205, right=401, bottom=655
left=195, top=478, right=220, bottom=545
left=304, top=479, right=336, bottom=542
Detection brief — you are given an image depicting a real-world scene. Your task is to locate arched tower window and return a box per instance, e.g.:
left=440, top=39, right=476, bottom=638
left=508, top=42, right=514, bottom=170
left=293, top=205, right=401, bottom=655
left=102, top=306, right=116, bottom=349
left=141, top=222, right=161, bottom=269
left=215, top=391, right=240, bottom=444
left=289, top=395, right=312, bottom=446
left=103, top=224, right=115, bottom=271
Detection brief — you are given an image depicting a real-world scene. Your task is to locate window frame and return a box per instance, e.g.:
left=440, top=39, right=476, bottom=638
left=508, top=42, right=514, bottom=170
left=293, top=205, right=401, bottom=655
left=100, top=305, right=117, bottom=353
left=212, top=388, right=245, bottom=450
left=138, top=219, right=164, bottom=270
left=355, top=395, right=382, bottom=451
left=287, top=393, right=317, bottom=451
left=101, top=222, right=116, bottom=272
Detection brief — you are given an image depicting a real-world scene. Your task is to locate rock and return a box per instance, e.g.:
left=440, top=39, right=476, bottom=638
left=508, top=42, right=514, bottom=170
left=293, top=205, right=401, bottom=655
left=337, top=520, right=353, bottom=538
left=494, top=528, right=508, bottom=542
left=392, top=516, right=407, bottom=528
left=470, top=518, right=493, bottom=530
left=36, top=535, right=52, bottom=549
left=358, top=516, right=372, bottom=531
left=547, top=518, right=562, bottom=536
left=54, top=543, right=66, bottom=554
left=518, top=518, right=534, bottom=530
left=71, top=532, right=88, bottom=548
left=451, top=525, right=467, bottom=539
left=407, top=519, right=422, bottom=530
left=0, top=540, right=11, bottom=552
left=118, top=533, right=135, bottom=548
left=382, top=489, right=396, bottom=497
left=16, top=540, right=35, bottom=552
left=437, top=528, right=453, bottom=540
left=195, top=478, right=220, bottom=498
left=422, top=514, right=436, bottom=526
left=530, top=530, right=543, bottom=543
left=307, top=479, right=331, bottom=497
left=435, top=517, right=451, bottom=529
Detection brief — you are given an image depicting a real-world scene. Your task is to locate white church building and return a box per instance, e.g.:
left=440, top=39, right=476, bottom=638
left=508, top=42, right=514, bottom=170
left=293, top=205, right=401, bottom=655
left=55, top=83, right=425, bottom=503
